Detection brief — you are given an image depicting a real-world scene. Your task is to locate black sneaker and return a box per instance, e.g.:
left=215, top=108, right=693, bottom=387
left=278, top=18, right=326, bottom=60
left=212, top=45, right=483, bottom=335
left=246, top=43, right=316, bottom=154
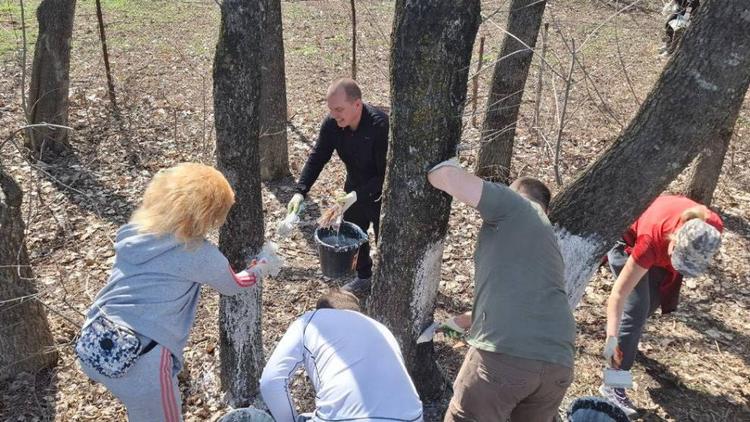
left=341, top=277, right=371, bottom=295
left=599, top=385, right=638, bottom=417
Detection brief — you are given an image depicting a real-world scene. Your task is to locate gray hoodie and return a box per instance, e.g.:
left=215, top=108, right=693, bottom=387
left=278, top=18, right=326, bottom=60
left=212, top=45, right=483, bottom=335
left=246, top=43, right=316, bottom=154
left=83, top=224, right=249, bottom=365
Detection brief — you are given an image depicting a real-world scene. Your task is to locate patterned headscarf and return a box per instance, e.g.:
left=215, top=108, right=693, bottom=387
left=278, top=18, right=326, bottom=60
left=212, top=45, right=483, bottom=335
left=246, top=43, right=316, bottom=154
left=671, top=219, right=722, bottom=277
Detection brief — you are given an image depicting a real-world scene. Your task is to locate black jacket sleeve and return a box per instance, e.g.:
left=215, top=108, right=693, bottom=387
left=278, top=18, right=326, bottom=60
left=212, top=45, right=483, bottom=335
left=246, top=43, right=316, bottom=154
left=296, top=119, right=336, bottom=196
left=353, top=118, right=388, bottom=202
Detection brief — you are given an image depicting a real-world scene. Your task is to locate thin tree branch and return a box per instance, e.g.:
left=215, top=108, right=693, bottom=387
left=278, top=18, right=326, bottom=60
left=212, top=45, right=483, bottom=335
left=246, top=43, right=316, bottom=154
left=554, top=39, right=576, bottom=186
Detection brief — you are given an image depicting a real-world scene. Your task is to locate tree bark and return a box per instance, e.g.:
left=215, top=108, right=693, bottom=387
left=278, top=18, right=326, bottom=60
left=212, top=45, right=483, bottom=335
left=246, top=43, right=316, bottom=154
left=683, top=111, right=738, bottom=207
left=0, top=167, right=57, bottom=380
left=259, top=0, right=290, bottom=181
left=350, top=0, right=357, bottom=79
left=475, top=0, right=547, bottom=184
left=213, top=0, right=266, bottom=407
left=367, top=0, right=480, bottom=400
left=26, top=0, right=77, bottom=159
left=548, top=0, right=750, bottom=308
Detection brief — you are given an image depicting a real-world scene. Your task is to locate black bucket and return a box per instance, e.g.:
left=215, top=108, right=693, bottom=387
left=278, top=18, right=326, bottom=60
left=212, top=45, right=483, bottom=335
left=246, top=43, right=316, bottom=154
left=314, top=221, right=368, bottom=278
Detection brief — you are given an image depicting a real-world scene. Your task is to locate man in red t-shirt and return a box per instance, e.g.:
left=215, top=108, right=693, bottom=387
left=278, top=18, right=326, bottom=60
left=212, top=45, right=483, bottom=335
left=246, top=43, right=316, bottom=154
left=600, top=195, right=722, bottom=416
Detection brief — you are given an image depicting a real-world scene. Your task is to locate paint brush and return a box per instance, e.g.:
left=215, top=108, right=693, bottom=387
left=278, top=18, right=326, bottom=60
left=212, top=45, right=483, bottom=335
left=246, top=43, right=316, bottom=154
left=603, top=368, right=633, bottom=389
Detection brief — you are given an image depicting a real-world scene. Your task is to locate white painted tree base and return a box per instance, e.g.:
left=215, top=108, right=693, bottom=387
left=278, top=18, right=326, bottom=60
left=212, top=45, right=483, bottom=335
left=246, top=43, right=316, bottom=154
left=555, top=227, right=606, bottom=309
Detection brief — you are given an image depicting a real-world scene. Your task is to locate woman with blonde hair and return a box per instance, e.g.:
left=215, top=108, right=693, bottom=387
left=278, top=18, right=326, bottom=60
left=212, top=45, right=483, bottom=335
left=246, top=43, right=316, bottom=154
left=76, top=163, right=280, bottom=422
left=600, top=195, right=722, bottom=416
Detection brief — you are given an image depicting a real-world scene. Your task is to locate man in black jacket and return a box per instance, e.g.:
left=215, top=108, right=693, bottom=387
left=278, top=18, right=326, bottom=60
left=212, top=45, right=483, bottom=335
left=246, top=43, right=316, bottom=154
left=287, top=78, right=388, bottom=293
left=660, top=0, right=699, bottom=56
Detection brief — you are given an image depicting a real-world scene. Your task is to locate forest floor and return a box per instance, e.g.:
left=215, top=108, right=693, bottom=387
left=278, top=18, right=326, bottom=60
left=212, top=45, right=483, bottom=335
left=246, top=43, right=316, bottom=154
left=1, top=0, right=749, bottom=421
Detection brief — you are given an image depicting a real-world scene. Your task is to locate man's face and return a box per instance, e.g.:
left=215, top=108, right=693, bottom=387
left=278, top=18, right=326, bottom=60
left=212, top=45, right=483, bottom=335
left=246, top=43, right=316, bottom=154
left=327, top=88, right=362, bottom=128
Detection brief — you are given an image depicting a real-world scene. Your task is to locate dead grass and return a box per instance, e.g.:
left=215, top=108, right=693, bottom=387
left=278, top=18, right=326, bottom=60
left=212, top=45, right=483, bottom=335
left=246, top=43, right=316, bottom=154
left=0, top=0, right=748, bottom=421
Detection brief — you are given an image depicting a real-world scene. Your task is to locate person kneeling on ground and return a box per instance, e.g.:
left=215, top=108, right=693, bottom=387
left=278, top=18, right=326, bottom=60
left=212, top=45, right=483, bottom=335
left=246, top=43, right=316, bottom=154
left=600, top=195, right=722, bottom=416
left=76, top=163, right=281, bottom=422
left=428, top=158, right=576, bottom=422
left=260, top=289, right=423, bottom=422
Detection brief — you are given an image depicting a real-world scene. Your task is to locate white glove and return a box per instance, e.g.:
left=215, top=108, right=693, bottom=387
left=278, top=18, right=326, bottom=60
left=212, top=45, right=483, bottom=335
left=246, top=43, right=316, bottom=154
left=440, top=317, right=467, bottom=336
left=276, top=212, right=300, bottom=238
left=287, top=193, right=304, bottom=215
left=250, top=242, right=283, bottom=278
left=662, top=1, right=678, bottom=16
left=603, top=336, right=619, bottom=367
left=336, top=191, right=357, bottom=213
left=428, top=157, right=461, bottom=174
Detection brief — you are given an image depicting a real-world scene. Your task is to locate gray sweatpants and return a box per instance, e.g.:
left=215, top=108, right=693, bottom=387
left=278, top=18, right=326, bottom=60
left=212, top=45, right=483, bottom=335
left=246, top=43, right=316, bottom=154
left=78, top=345, right=183, bottom=422
left=607, top=243, right=668, bottom=370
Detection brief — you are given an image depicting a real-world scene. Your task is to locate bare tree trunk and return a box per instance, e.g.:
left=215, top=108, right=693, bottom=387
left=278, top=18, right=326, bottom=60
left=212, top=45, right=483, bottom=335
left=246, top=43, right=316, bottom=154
left=95, top=0, right=118, bottom=115
left=548, top=0, right=750, bottom=308
left=0, top=167, right=57, bottom=380
left=475, top=0, right=547, bottom=183
left=259, top=0, right=290, bottom=182
left=350, top=0, right=357, bottom=79
left=213, top=0, right=265, bottom=406
left=367, top=0, right=480, bottom=401
left=26, top=0, right=77, bottom=160
left=683, top=111, right=738, bottom=207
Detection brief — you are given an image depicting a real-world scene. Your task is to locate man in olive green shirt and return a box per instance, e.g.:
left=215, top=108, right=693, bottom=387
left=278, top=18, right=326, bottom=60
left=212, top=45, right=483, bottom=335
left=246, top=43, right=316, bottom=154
left=428, top=158, right=575, bottom=422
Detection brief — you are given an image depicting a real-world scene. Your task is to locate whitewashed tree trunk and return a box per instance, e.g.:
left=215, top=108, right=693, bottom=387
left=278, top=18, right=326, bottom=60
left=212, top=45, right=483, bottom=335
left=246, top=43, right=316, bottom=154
left=213, top=0, right=266, bottom=406
left=367, top=0, right=480, bottom=400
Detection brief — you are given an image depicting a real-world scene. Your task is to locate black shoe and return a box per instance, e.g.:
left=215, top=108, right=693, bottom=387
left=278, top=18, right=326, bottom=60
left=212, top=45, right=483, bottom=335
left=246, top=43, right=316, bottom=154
left=341, top=277, right=371, bottom=295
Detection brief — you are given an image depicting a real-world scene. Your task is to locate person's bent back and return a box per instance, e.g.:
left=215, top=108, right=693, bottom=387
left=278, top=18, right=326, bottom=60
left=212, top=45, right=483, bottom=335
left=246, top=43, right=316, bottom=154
left=260, top=290, right=423, bottom=422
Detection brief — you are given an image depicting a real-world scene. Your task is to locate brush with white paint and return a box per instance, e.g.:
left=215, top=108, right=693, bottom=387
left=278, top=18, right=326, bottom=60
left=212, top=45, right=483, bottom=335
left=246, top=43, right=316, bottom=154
left=416, top=318, right=467, bottom=344
left=602, top=368, right=633, bottom=389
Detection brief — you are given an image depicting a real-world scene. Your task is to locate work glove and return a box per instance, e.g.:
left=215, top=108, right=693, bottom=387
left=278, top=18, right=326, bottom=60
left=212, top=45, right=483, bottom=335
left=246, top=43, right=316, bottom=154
left=287, top=193, right=304, bottom=215
left=439, top=317, right=467, bottom=339
left=248, top=242, right=283, bottom=279
left=276, top=212, right=300, bottom=239
left=428, top=157, right=461, bottom=174
left=603, top=335, right=622, bottom=368
left=336, top=191, right=357, bottom=213
left=661, top=0, right=679, bottom=16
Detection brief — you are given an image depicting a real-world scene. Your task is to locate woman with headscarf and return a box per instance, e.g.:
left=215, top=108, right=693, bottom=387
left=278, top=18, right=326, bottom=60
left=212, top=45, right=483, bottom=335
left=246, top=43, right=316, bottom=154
left=600, top=195, right=722, bottom=416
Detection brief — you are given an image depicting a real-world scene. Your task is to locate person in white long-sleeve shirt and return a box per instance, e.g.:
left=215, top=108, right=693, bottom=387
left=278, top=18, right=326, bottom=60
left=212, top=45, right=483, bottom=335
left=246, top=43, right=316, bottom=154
left=260, top=289, right=423, bottom=422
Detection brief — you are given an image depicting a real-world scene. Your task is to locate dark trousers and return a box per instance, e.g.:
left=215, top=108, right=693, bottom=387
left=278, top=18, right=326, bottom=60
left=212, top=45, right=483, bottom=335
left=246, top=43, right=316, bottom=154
left=664, top=12, right=688, bottom=53
left=343, top=200, right=380, bottom=279
left=607, top=243, right=668, bottom=370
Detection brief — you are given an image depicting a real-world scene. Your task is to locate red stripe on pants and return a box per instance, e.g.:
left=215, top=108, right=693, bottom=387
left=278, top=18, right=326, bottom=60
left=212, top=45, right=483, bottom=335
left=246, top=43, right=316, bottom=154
left=160, top=348, right=179, bottom=422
